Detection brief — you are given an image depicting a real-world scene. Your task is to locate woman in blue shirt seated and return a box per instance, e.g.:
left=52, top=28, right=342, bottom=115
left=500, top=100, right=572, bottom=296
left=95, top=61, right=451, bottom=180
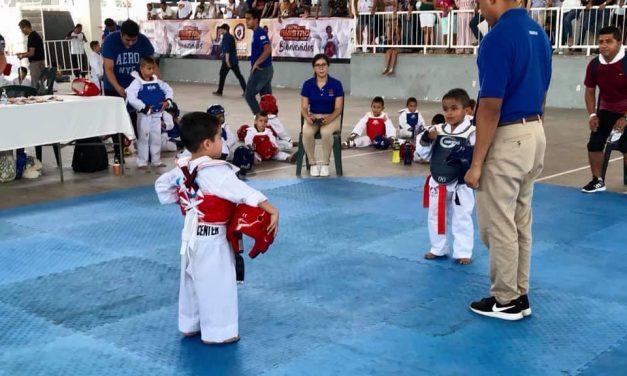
left=300, top=54, right=344, bottom=177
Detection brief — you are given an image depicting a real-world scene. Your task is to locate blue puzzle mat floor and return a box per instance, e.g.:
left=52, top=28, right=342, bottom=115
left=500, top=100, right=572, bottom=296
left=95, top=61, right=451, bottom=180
left=0, top=177, right=625, bottom=375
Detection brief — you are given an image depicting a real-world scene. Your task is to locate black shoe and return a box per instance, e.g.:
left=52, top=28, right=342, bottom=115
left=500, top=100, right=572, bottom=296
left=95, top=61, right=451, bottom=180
left=519, top=294, right=532, bottom=317
left=469, top=296, right=524, bottom=321
left=581, top=177, right=606, bottom=193
left=212, top=91, right=223, bottom=96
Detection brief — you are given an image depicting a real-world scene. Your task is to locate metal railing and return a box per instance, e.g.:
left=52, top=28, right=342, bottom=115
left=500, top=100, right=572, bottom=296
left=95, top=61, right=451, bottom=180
left=354, top=5, right=627, bottom=55
left=44, top=40, right=89, bottom=76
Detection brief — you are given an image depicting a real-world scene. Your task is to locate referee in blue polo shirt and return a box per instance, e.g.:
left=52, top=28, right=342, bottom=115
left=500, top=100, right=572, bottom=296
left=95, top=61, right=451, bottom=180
left=465, top=0, right=552, bottom=321
left=244, top=8, right=273, bottom=115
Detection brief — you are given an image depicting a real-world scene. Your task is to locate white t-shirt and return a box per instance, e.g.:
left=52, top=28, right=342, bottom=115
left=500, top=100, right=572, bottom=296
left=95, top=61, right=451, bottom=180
left=178, top=2, right=194, bottom=18
left=225, top=4, right=235, bottom=18
left=561, top=0, right=579, bottom=7
left=159, top=6, right=176, bottom=19
left=69, top=32, right=86, bottom=55
left=358, top=0, right=373, bottom=13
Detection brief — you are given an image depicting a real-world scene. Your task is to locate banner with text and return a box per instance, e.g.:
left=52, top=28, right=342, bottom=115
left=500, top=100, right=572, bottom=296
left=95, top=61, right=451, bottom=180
left=141, top=18, right=354, bottom=60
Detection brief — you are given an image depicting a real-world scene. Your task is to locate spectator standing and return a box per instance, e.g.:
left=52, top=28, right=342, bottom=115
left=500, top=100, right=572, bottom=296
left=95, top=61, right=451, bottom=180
left=0, top=33, right=7, bottom=76
left=225, top=0, right=237, bottom=18
left=102, top=20, right=156, bottom=163
left=237, top=0, right=251, bottom=17
left=103, top=18, right=121, bottom=41
left=355, top=0, right=375, bottom=51
left=158, top=0, right=177, bottom=20
left=581, top=26, right=627, bottom=192
left=147, top=3, right=159, bottom=19
left=419, top=0, right=436, bottom=51
left=177, top=1, right=194, bottom=19
left=16, top=19, right=45, bottom=89
left=329, top=0, right=350, bottom=16
left=580, top=0, right=614, bottom=45
left=560, top=0, right=580, bottom=53
left=213, top=24, right=247, bottom=96
left=244, top=9, right=273, bottom=115
left=66, top=24, right=88, bottom=78
left=206, top=0, right=222, bottom=18
left=456, top=0, right=476, bottom=53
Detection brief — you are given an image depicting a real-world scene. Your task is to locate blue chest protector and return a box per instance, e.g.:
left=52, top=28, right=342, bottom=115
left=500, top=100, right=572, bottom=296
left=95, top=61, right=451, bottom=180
left=405, top=112, right=419, bottom=129
left=138, top=82, right=166, bottom=112
left=429, top=124, right=475, bottom=185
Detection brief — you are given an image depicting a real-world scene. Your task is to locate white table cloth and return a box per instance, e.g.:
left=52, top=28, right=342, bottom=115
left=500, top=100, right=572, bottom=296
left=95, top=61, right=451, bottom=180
left=0, top=95, right=135, bottom=150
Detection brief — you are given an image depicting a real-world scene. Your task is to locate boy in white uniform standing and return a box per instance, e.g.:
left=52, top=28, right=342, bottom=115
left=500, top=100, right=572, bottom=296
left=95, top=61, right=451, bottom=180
left=416, top=88, right=476, bottom=265
left=155, top=112, right=279, bottom=344
left=88, top=41, right=103, bottom=90
left=126, top=57, right=174, bottom=168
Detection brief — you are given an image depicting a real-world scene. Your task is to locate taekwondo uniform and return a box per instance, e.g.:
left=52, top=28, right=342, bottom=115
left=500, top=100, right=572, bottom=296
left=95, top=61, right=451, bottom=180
left=126, top=71, right=174, bottom=167
left=161, top=111, right=180, bottom=152
left=155, top=156, right=267, bottom=343
left=416, top=119, right=476, bottom=260
left=267, top=114, right=293, bottom=152
left=88, top=52, right=103, bottom=90
left=221, top=123, right=237, bottom=160
left=398, top=108, right=426, bottom=140
left=350, top=112, right=396, bottom=148
left=244, top=127, right=290, bottom=162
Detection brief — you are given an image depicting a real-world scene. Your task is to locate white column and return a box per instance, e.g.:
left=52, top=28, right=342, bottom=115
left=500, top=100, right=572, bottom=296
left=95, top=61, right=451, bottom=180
left=71, top=0, right=102, bottom=42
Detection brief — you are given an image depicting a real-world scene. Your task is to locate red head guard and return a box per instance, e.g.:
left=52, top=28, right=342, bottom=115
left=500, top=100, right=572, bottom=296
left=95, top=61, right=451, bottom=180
left=71, top=78, right=100, bottom=96
left=237, top=124, right=249, bottom=142
left=399, top=142, right=416, bottom=160
left=252, top=134, right=278, bottom=160
left=227, top=204, right=275, bottom=258
left=259, top=94, right=278, bottom=114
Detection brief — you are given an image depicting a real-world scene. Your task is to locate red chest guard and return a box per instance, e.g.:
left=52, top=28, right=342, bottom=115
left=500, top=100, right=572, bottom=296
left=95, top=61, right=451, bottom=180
left=176, top=164, right=236, bottom=224
left=252, top=134, right=278, bottom=160
left=366, top=117, right=386, bottom=141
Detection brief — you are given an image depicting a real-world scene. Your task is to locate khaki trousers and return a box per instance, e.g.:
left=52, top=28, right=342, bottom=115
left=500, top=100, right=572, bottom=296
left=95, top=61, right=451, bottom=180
left=302, top=114, right=341, bottom=164
left=29, top=60, right=45, bottom=90
left=476, top=120, right=546, bottom=304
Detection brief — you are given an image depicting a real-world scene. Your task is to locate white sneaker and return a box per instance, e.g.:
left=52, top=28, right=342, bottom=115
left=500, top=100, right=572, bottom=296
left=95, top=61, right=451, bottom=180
left=309, top=164, right=320, bottom=177
left=319, top=164, right=330, bottom=177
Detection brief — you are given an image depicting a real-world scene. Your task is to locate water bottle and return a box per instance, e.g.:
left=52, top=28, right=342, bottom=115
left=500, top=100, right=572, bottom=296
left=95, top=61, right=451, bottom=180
left=403, top=142, right=413, bottom=165
left=392, top=139, right=400, bottom=163
left=0, top=89, right=7, bottom=105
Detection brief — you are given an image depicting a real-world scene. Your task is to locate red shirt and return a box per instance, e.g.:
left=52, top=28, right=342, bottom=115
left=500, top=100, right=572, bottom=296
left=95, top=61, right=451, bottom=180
left=584, top=57, right=627, bottom=114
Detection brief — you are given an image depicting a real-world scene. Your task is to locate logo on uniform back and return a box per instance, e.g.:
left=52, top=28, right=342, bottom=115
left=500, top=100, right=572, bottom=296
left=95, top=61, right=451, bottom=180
left=529, top=30, right=538, bottom=36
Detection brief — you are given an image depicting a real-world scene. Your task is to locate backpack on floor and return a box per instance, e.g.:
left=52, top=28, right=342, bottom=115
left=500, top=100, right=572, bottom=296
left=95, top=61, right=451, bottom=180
left=72, top=137, right=109, bottom=172
left=0, top=150, right=16, bottom=183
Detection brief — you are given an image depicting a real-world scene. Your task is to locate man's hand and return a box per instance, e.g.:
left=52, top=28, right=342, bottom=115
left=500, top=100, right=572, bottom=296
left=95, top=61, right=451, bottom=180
left=252, top=62, right=261, bottom=72
left=613, top=117, right=626, bottom=132
left=589, top=114, right=600, bottom=132
left=464, top=165, right=482, bottom=189
left=160, top=101, right=169, bottom=112
left=226, top=61, right=232, bottom=68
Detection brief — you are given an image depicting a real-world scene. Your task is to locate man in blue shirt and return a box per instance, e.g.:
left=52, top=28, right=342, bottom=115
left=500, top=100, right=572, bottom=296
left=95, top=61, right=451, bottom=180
left=465, top=0, right=552, bottom=321
left=102, top=19, right=156, bottom=163
left=213, top=24, right=247, bottom=97
left=244, top=9, right=273, bottom=115
left=102, top=18, right=121, bottom=41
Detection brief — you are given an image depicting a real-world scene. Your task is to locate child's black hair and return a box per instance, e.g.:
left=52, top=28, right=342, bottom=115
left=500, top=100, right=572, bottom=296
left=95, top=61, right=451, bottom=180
left=372, top=96, right=385, bottom=106
left=442, top=88, right=471, bottom=108
left=179, top=112, right=220, bottom=152
left=432, top=114, right=445, bottom=125
left=469, top=98, right=477, bottom=111
left=406, top=97, right=417, bottom=106
left=89, top=40, right=100, bottom=49
left=255, top=111, right=268, bottom=119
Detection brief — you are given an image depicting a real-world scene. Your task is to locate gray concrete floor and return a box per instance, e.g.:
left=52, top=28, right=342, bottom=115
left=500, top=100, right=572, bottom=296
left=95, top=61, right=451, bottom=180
left=0, top=82, right=625, bottom=209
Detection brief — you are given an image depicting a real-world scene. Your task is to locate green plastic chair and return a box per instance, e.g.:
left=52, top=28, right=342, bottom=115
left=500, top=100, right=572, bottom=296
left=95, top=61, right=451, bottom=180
left=601, top=138, right=627, bottom=185
left=295, top=104, right=344, bottom=177
left=1, top=85, right=37, bottom=98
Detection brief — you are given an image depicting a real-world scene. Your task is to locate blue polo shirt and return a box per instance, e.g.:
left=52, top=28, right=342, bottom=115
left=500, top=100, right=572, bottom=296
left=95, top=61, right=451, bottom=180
left=477, top=9, right=552, bottom=123
left=101, top=31, right=155, bottom=91
left=251, top=27, right=272, bottom=68
left=300, top=75, right=344, bottom=114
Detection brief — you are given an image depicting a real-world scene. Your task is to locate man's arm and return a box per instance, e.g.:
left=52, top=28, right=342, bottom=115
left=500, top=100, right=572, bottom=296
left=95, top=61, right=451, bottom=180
left=464, top=98, right=501, bottom=188
left=103, top=57, right=125, bottom=97
left=252, top=44, right=272, bottom=71
left=17, top=47, right=36, bottom=59
left=585, top=86, right=600, bottom=132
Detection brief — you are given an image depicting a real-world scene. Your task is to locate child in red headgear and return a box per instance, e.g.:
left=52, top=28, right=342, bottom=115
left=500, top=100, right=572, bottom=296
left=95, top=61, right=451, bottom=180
left=259, top=94, right=293, bottom=152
